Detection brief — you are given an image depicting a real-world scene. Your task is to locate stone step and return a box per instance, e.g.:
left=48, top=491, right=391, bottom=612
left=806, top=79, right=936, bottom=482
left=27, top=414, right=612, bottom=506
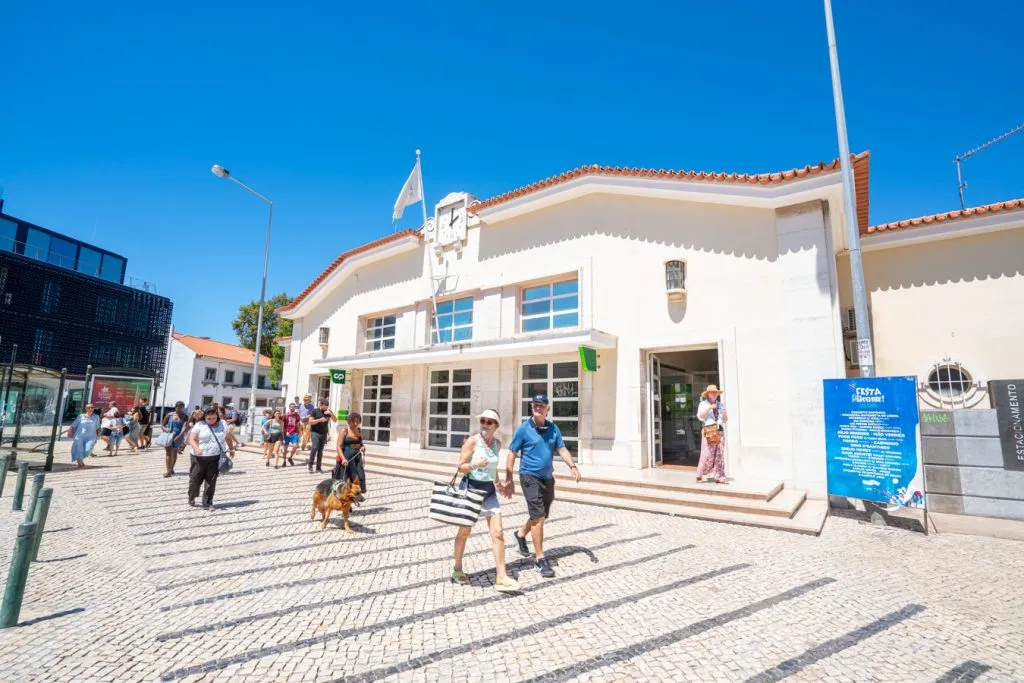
left=363, top=450, right=782, bottom=501
left=361, top=453, right=827, bottom=535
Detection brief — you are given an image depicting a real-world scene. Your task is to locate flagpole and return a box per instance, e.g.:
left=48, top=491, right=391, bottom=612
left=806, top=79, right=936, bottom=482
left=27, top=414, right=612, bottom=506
left=417, top=150, right=441, bottom=345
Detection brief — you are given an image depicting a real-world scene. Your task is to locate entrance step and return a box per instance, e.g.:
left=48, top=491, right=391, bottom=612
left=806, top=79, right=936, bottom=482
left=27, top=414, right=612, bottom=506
left=362, top=450, right=827, bottom=535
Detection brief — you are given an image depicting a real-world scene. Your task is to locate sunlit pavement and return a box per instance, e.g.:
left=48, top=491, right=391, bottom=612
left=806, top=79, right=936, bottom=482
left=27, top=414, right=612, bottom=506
left=0, top=447, right=1021, bottom=682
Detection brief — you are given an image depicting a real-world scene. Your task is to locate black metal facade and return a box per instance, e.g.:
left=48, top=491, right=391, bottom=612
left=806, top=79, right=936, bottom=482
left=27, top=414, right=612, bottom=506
left=0, top=250, right=172, bottom=375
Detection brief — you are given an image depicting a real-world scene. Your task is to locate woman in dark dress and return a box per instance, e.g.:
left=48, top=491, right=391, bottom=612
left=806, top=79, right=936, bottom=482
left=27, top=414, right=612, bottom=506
left=333, top=412, right=367, bottom=492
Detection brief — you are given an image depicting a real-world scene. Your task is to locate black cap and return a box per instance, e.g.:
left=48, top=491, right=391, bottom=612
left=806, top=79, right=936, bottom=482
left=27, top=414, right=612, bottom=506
left=531, top=394, right=550, bottom=405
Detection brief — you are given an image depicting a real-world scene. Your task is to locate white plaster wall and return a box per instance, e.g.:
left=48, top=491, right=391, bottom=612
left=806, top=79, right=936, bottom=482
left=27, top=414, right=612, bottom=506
left=282, top=192, right=845, bottom=491
left=161, top=339, right=195, bottom=408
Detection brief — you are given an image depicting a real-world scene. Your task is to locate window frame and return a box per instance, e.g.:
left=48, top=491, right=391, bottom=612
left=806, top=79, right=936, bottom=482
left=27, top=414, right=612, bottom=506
left=224, top=370, right=235, bottom=384
left=520, top=360, right=580, bottom=461
left=360, top=372, right=393, bottom=443
left=520, top=278, right=580, bottom=334
left=241, top=372, right=252, bottom=387
left=201, top=395, right=214, bottom=407
left=204, top=367, right=217, bottom=382
left=364, top=314, right=397, bottom=352
left=426, top=368, right=472, bottom=450
left=318, top=327, right=330, bottom=345
left=431, top=297, right=473, bottom=344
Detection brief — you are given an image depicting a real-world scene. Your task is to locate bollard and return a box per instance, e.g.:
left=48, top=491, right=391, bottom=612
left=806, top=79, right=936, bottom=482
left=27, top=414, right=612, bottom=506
left=0, top=521, right=37, bottom=628
left=0, top=456, right=8, bottom=497
left=24, top=473, right=45, bottom=521
left=29, top=488, right=53, bottom=562
left=10, top=461, right=29, bottom=511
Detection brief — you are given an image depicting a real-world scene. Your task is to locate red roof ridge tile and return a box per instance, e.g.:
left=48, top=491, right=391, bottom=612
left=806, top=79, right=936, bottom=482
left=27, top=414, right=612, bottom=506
left=277, top=229, right=420, bottom=313
left=867, top=198, right=1024, bottom=234
left=468, top=152, right=870, bottom=214
left=173, top=332, right=271, bottom=367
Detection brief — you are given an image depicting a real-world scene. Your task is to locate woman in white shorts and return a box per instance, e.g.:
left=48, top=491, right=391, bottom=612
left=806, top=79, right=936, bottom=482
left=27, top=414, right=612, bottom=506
left=451, top=409, right=520, bottom=592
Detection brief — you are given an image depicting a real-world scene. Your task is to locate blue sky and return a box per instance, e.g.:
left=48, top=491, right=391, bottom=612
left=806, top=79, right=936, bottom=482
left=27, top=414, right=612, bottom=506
left=2, top=1, right=1022, bottom=342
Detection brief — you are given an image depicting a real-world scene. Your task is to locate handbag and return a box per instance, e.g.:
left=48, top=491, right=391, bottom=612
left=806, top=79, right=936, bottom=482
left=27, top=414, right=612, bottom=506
left=428, top=470, right=485, bottom=527
left=702, top=425, right=722, bottom=445
left=203, top=423, right=233, bottom=473
left=155, top=431, right=173, bottom=447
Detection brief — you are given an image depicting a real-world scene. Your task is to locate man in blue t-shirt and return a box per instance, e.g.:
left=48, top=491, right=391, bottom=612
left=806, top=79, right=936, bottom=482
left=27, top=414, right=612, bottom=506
left=504, top=394, right=581, bottom=578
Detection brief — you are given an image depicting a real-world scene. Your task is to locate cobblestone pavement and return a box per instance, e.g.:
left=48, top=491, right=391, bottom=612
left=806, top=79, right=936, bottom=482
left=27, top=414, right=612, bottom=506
left=0, top=446, right=1021, bottom=682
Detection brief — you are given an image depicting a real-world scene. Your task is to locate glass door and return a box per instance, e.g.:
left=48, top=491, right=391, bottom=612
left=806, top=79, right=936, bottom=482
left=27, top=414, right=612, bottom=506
left=649, top=355, right=663, bottom=467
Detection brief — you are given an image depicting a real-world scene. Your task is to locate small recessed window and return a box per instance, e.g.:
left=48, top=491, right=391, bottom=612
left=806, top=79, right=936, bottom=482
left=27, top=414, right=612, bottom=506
left=319, top=327, right=330, bottom=345
left=927, top=364, right=972, bottom=397
left=666, top=260, right=686, bottom=291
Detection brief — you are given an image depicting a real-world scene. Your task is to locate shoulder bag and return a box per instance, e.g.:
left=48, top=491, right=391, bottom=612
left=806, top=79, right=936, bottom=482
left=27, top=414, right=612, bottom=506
left=203, top=423, right=233, bottom=473
left=702, top=406, right=722, bottom=445
left=428, top=468, right=485, bottom=527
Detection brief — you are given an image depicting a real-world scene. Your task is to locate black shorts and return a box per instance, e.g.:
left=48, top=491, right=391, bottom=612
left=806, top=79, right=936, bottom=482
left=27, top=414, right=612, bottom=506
left=266, top=433, right=282, bottom=443
left=519, top=473, right=555, bottom=520
left=101, top=428, right=113, bottom=437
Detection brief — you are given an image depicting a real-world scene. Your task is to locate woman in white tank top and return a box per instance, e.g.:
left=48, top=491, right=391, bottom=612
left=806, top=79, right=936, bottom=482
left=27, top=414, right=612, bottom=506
left=450, top=409, right=520, bottom=592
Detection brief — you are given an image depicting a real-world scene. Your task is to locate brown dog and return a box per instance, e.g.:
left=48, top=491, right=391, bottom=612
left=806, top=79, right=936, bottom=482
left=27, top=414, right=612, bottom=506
left=311, top=478, right=363, bottom=531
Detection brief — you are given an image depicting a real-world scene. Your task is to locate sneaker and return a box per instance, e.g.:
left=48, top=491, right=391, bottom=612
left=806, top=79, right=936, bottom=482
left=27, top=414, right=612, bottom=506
left=450, top=569, right=470, bottom=585
left=288, top=457, right=295, bottom=466
left=513, top=531, right=530, bottom=558
left=536, top=557, right=555, bottom=578
left=495, top=576, right=520, bottom=593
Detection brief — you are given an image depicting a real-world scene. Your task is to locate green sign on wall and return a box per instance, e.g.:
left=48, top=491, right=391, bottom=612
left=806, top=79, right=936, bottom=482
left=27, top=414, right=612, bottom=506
left=330, top=369, right=347, bottom=384
left=578, top=346, right=598, bottom=373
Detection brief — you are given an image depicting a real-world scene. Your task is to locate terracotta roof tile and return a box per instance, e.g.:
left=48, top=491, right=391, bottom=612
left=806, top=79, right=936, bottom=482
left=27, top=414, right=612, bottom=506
left=867, top=198, right=1024, bottom=234
left=469, top=151, right=871, bottom=231
left=277, top=230, right=420, bottom=313
left=174, top=333, right=271, bottom=368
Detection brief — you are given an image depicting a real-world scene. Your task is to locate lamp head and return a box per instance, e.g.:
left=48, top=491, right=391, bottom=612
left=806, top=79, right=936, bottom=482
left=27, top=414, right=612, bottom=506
left=211, top=164, right=230, bottom=179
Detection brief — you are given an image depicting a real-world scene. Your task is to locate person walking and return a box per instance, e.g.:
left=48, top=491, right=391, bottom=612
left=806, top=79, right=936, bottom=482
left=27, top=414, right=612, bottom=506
left=333, top=412, right=366, bottom=490
left=161, top=402, right=189, bottom=478
left=282, top=403, right=301, bottom=466
left=124, top=410, right=140, bottom=453
left=298, top=394, right=315, bottom=452
left=696, top=385, right=728, bottom=484
left=224, top=402, right=241, bottom=456
left=68, top=403, right=101, bottom=468
left=134, top=397, right=152, bottom=449
left=307, top=398, right=335, bottom=474
left=262, top=409, right=284, bottom=468
left=504, top=394, right=581, bottom=579
left=187, top=407, right=229, bottom=509
left=107, top=404, right=125, bottom=456
left=451, top=409, right=520, bottom=592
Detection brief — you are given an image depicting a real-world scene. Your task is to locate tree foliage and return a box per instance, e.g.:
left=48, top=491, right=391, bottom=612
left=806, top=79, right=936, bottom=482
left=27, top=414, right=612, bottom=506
left=232, top=292, right=293, bottom=384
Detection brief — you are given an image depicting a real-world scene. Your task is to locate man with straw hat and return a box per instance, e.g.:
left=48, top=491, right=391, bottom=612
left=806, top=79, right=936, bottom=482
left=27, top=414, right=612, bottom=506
left=696, top=384, right=728, bottom=484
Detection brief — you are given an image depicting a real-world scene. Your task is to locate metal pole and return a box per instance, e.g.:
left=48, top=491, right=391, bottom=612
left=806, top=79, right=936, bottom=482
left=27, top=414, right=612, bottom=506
left=11, top=373, right=26, bottom=448
left=955, top=157, right=966, bottom=210
left=44, top=368, right=66, bottom=472
left=0, top=344, right=17, bottom=447
left=11, top=461, right=28, bottom=511
left=0, top=521, right=37, bottom=628
left=0, top=456, right=9, bottom=496
left=24, top=473, right=44, bottom=521
left=824, top=0, right=874, bottom=378
left=29, top=488, right=53, bottom=561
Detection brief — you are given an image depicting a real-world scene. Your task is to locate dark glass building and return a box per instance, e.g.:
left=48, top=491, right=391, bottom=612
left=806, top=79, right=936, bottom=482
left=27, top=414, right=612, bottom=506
left=0, top=200, right=173, bottom=375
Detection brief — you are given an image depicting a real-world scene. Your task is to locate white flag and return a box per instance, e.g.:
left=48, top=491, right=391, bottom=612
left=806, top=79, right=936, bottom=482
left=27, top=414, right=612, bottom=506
left=392, top=159, right=423, bottom=220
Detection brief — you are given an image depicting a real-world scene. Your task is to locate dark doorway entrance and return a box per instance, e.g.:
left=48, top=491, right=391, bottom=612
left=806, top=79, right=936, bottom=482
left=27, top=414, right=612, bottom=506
left=652, top=348, right=719, bottom=468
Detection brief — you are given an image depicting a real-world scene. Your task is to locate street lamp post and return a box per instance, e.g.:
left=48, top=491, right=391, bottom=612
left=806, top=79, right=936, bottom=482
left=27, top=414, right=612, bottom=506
left=211, top=164, right=274, bottom=441
left=823, top=0, right=874, bottom=377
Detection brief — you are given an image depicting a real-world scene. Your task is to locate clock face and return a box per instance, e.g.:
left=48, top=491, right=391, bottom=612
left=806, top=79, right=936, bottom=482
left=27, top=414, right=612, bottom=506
left=435, top=203, right=466, bottom=245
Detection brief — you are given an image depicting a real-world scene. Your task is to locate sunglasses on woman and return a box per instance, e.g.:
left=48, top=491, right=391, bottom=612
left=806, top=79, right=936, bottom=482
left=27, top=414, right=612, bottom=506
left=479, top=418, right=497, bottom=427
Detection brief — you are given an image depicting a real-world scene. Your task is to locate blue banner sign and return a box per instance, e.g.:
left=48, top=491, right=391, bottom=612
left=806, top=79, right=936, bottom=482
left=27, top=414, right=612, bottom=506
left=823, top=376, right=924, bottom=508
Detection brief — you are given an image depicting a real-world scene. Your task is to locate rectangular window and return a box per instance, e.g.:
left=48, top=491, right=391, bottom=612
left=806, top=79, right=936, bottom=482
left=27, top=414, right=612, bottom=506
left=204, top=367, right=216, bottom=382
left=361, top=372, right=393, bottom=443
left=364, top=315, right=397, bottom=351
left=224, top=370, right=235, bottom=384
left=99, top=254, right=124, bottom=283
left=0, top=217, right=17, bottom=252
left=202, top=395, right=214, bottom=407
left=258, top=374, right=267, bottom=389
left=77, top=247, right=102, bottom=277
left=48, top=237, right=77, bottom=269
left=318, top=327, right=330, bottom=345
left=242, top=372, right=252, bottom=387
left=24, top=229, right=51, bottom=262
left=32, top=329, right=53, bottom=366
left=255, top=398, right=268, bottom=407
left=95, top=296, right=118, bottom=325
left=432, top=297, right=473, bottom=343
left=521, top=361, right=579, bottom=460
left=41, top=281, right=60, bottom=315
left=222, top=396, right=232, bottom=406
left=427, top=368, right=472, bottom=449
left=317, top=376, right=330, bottom=403
left=239, top=398, right=250, bottom=411
left=521, top=279, right=579, bottom=333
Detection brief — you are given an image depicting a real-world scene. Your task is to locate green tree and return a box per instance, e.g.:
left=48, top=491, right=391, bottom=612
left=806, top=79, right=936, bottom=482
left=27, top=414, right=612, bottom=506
left=232, top=293, right=293, bottom=384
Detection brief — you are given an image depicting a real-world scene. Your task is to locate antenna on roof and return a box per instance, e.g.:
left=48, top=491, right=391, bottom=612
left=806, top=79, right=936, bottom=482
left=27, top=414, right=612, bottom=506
left=954, top=122, right=1024, bottom=209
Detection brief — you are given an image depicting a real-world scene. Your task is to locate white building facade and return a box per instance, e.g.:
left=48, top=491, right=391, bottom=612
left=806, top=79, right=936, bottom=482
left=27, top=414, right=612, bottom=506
left=279, top=156, right=874, bottom=498
left=161, top=333, right=278, bottom=412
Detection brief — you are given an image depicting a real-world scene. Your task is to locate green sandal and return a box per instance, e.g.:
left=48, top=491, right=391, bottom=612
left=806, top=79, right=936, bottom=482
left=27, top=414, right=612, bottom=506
left=450, top=568, right=470, bottom=585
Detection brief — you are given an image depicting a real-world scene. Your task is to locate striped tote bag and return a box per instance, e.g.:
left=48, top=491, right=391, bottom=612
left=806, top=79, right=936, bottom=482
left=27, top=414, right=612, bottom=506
left=429, top=472, right=486, bottom=527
